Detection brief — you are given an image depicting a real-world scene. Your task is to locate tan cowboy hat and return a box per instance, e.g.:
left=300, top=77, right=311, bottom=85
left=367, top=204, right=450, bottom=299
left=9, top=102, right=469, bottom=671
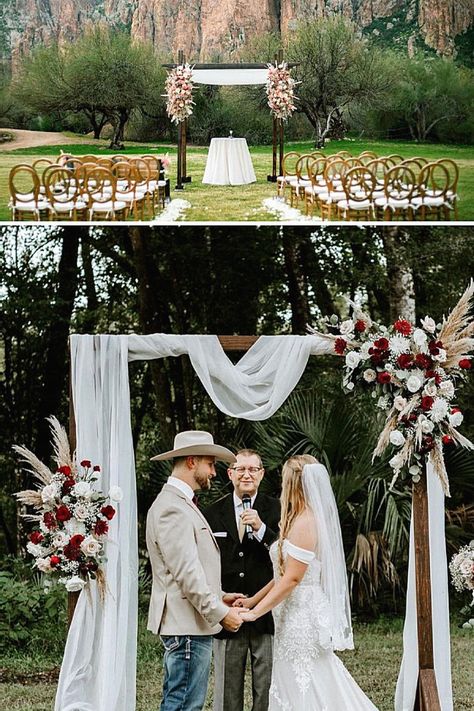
left=150, top=430, right=236, bottom=463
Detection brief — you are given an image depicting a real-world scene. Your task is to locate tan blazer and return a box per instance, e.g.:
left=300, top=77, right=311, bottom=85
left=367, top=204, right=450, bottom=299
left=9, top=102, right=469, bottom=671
left=146, top=483, right=229, bottom=636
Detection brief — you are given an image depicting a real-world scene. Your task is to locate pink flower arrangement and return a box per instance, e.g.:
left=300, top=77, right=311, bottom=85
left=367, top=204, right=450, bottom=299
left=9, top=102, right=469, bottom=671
left=266, top=62, right=297, bottom=121
left=310, top=282, right=474, bottom=493
left=165, top=64, right=195, bottom=125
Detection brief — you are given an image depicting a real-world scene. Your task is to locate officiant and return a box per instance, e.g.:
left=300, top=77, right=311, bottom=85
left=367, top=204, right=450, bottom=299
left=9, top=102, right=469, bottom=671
left=204, top=449, right=280, bottom=711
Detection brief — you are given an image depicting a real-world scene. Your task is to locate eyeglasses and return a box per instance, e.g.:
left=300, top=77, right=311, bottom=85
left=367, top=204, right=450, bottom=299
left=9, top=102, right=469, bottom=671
left=231, top=466, right=262, bottom=476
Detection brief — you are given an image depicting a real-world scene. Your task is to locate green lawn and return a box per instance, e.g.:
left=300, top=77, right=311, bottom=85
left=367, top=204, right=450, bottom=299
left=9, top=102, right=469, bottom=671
left=1, top=137, right=473, bottom=222
left=0, top=617, right=472, bottom=710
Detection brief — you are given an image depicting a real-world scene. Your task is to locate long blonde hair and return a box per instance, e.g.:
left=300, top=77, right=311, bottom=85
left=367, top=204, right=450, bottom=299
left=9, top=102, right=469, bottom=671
left=278, top=454, right=318, bottom=575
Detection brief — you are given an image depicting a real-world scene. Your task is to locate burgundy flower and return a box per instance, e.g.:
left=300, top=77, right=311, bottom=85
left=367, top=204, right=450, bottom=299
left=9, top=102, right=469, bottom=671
left=442, top=435, right=454, bottom=446
left=459, top=358, right=472, bottom=370
left=334, top=338, right=347, bottom=355
left=70, top=534, right=85, bottom=547
left=377, top=371, right=391, bottom=384
left=80, top=460, right=92, bottom=468
left=43, top=512, right=57, bottom=530
left=94, top=520, right=109, bottom=536
left=58, top=465, right=72, bottom=477
left=420, top=435, right=435, bottom=453
left=397, top=354, right=413, bottom=369
left=100, top=505, right=115, bottom=521
left=394, top=319, right=412, bottom=336
left=428, top=340, right=443, bottom=355
left=425, top=369, right=442, bottom=385
left=421, top=396, right=434, bottom=411
left=86, top=561, right=98, bottom=572
left=30, top=530, right=44, bottom=544
left=414, top=353, right=432, bottom=369
left=62, top=479, right=75, bottom=495
left=374, top=337, right=389, bottom=351
left=56, top=505, right=72, bottom=522
left=354, top=320, right=366, bottom=333
left=93, top=465, right=101, bottom=472
left=63, top=543, right=81, bottom=561
left=50, top=555, right=61, bottom=567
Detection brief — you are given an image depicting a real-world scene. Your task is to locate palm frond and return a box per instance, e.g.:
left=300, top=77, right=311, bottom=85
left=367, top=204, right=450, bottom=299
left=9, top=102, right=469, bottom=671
left=12, top=444, right=53, bottom=486
left=439, top=280, right=474, bottom=346
left=47, top=416, right=75, bottom=470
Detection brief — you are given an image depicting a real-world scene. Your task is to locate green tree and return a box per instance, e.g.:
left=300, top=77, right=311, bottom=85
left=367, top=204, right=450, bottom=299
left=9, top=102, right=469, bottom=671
left=287, top=16, right=392, bottom=147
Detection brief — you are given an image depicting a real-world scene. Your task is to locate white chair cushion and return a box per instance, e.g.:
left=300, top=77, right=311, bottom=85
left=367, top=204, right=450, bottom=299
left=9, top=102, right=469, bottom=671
left=51, top=201, right=87, bottom=212
left=90, top=201, right=127, bottom=212
left=338, top=199, right=372, bottom=210
left=12, top=200, right=49, bottom=211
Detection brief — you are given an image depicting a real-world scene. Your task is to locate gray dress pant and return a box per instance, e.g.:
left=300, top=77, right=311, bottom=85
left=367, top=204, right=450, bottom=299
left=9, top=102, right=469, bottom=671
left=212, top=626, right=273, bottom=711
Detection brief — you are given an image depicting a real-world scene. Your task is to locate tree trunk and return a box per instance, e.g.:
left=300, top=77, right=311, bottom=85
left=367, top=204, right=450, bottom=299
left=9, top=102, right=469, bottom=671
left=80, top=238, right=99, bottom=332
left=35, top=228, right=80, bottom=461
left=109, top=109, right=128, bottom=149
left=381, top=226, right=416, bottom=322
left=282, top=229, right=311, bottom=333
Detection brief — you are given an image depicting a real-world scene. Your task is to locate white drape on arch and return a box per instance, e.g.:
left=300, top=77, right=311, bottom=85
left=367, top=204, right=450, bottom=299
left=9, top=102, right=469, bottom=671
left=55, top=333, right=452, bottom=711
left=191, top=68, right=269, bottom=85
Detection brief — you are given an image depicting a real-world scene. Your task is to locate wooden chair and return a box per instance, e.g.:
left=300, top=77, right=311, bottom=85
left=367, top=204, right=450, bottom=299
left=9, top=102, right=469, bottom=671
left=434, top=158, right=459, bottom=219
left=112, top=162, right=146, bottom=220
left=44, top=167, right=88, bottom=221
left=374, top=165, right=418, bottom=220
left=304, top=156, right=328, bottom=216
left=318, top=159, right=348, bottom=220
left=9, top=164, right=50, bottom=221
left=334, top=150, right=352, bottom=159
left=358, top=151, right=378, bottom=165
left=85, top=167, right=127, bottom=221
left=277, top=151, right=300, bottom=199
left=412, top=162, right=451, bottom=221
left=141, top=155, right=167, bottom=211
left=338, top=166, right=376, bottom=221
left=130, top=157, right=155, bottom=218
left=289, top=154, right=313, bottom=206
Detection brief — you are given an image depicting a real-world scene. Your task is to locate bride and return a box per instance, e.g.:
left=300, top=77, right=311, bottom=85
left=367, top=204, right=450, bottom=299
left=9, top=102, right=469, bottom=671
left=237, top=454, right=379, bottom=711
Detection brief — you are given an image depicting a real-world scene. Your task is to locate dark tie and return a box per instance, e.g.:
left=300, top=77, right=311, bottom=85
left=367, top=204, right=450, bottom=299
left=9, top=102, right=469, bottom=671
left=192, top=495, right=199, bottom=508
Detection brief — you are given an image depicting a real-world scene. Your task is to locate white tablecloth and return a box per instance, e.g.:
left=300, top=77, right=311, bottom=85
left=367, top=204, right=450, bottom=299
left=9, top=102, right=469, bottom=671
left=202, top=137, right=256, bottom=185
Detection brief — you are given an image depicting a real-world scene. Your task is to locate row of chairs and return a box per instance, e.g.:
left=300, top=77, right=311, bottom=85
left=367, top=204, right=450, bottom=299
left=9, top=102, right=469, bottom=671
left=8, top=154, right=168, bottom=221
left=278, top=151, right=459, bottom=221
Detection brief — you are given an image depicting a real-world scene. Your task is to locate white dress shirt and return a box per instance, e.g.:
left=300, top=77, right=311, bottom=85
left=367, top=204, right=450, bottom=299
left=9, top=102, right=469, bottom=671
left=167, top=476, right=195, bottom=501
left=233, top=491, right=266, bottom=541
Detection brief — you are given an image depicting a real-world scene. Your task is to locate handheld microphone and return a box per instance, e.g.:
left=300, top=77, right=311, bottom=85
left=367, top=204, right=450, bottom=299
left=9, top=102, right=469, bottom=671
left=241, top=494, right=253, bottom=537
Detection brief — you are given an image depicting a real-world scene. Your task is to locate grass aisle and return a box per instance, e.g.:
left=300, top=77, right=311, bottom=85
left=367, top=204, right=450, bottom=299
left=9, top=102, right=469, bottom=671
left=0, top=619, right=472, bottom=710
left=1, top=137, right=473, bottom=222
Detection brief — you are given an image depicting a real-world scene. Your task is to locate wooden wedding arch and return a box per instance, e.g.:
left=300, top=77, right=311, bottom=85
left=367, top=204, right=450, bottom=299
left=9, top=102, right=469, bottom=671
left=163, top=50, right=297, bottom=190
left=67, top=334, right=440, bottom=711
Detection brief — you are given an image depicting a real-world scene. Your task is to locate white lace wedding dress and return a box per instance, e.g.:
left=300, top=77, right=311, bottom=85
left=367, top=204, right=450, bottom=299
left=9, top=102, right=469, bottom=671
left=268, top=539, right=379, bottom=711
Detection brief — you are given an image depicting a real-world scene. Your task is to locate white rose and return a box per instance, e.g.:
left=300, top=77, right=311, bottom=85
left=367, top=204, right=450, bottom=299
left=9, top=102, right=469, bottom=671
left=74, top=503, right=90, bottom=521
left=65, top=576, right=87, bottom=592
left=394, top=395, right=407, bottom=411
left=345, top=351, right=361, bottom=369
left=35, top=557, right=52, bottom=573
left=449, top=411, right=464, bottom=427
left=363, top=368, right=376, bottom=383
left=109, top=486, right=123, bottom=502
left=80, top=535, right=102, bottom=556
left=73, top=481, right=91, bottom=497
left=389, top=335, right=410, bottom=355
left=390, top=430, right=406, bottom=447
left=439, top=381, right=455, bottom=399
left=395, top=369, right=408, bottom=381
left=460, top=560, right=473, bottom=576
left=421, top=419, right=435, bottom=434
left=462, top=622, right=472, bottom=629
left=340, top=320, right=354, bottom=336
left=409, top=464, right=421, bottom=475
left=27, top=542, right=46, bottom=557
left=429, top=397, right=450, bottom=423
left=360, top=342, right=372, bottom=360
left=421, top=316, right=436, bottom=333
left=41, top=483, right=59, bottom=504
left=52, top=532, right=70, bottom=549
left=423, top=382, right=437, bottom=397
left=433, top=348, right=447, bottom=363
left=413, top=328, right=428, bottom=347
left=389, top=454, right=404, bottom=471
left=406, top=375, right=423, bottom=393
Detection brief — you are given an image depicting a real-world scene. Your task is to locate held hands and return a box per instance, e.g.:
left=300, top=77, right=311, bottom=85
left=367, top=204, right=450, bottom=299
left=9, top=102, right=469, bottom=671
left=221, top=606, right=249, bottom=633
left=222, top=592, right=246, bottom=606
left=239, top=610, right=257, bottom=622
left=240, top=508, right=262, bottom=532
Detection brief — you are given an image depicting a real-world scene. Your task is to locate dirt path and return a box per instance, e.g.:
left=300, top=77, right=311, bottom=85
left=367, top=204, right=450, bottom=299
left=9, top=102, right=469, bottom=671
left=0, top=128, right=94, bottom=152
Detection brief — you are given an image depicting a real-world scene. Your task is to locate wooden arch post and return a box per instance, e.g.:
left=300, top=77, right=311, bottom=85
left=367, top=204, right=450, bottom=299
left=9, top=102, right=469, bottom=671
left=175, top=49, right=190, bottom=191
left=67, top=332, right=442, bottom=711
left=268, top=48, right=285, bottom=183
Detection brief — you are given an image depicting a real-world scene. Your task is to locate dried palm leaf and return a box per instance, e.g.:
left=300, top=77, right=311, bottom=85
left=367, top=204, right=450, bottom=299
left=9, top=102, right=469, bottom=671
left=14, top=490, right=43, bottom=508
left=447, top=426, right=474, bottom=450
left=431, top=442, right=450, bottom=497
left=438, top=280, right=474, bottom=346
left=372, top=413, right=398, bottom=460
left=47, top=416, right=75, bottom=470
left=12, top=445, right=52, bottom=486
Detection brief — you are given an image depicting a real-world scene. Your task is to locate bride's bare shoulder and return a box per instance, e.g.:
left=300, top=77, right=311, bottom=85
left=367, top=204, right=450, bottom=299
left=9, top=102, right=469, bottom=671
left=288, top=509, right=317, bottom=551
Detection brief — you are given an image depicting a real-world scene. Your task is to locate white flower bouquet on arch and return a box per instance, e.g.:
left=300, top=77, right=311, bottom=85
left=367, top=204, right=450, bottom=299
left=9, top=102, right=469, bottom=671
left=14, top=417, right=122, bottom=597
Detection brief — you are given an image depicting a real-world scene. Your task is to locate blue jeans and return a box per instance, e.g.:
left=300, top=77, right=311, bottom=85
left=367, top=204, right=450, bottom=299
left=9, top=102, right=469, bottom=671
left=160, top=635, right=213, bottom=711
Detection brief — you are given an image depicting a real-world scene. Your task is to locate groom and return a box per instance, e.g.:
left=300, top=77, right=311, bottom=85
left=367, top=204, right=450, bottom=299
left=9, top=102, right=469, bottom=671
left=146, top=431, right=246, bottom=711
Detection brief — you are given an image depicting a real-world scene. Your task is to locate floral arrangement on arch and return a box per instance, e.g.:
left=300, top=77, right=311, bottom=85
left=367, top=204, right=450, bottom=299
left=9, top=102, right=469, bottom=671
left=14, top=417, right=122, bottom=596
left=266, top=62, right=297, bottom=121
left=449, top=542, right=474, bottom=626
left=165, top=64, right=195, bottom=125
left=310, top=282, right=474, bottom=494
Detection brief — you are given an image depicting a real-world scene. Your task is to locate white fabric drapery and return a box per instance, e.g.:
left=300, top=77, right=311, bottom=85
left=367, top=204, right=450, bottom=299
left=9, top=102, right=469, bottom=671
left=55, top=333, right=452, bottom=711
left=191, top=68, right=268, bottom=85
